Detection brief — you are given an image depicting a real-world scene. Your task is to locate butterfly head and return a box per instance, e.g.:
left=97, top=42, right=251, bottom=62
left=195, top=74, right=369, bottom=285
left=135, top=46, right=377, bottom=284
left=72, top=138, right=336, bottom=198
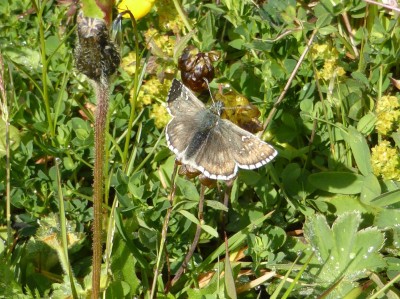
left=210, top=101, right=224, bottom=116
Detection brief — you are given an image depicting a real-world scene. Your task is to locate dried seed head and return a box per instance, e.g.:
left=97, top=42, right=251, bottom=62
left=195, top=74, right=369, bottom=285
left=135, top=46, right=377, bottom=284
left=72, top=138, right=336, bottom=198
left=74, top=11, right=120, bottom=82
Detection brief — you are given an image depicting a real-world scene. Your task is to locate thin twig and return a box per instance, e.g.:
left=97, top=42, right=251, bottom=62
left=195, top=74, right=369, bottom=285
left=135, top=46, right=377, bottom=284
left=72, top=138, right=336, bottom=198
left=341, top=12, right=359, bottom=58
left=263, top=29, right=317, bottom=132
left=363, top=0, right=400, bottom=13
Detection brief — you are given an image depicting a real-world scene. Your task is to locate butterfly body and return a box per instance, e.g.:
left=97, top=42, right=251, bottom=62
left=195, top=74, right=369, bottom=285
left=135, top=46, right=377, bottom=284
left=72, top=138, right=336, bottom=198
left=166, top=79, right=277, bottom=180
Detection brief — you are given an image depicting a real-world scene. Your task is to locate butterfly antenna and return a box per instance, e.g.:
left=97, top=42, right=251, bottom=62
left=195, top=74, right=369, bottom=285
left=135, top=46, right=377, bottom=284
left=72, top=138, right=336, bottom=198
left=203, top=78, right=216, bottom=104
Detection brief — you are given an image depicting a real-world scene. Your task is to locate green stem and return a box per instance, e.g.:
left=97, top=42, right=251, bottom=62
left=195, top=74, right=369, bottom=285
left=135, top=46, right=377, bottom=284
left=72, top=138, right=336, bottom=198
left=92, top=81, right=109, bottom=299
left=36, top=0, right=55, bottom=137
left=150, top=162, right=179, bottom=298
left=34, top=0, right=77, bottom=297
left=172, top=0, right=199, bottom=44
left=55, top=160, right=78, bottom=299
left=123, top=13, right=140, bottom=166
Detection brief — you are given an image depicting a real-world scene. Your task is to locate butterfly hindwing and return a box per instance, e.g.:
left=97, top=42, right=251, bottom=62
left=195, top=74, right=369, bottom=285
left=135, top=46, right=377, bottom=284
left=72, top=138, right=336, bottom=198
left=187, top=123, right=237, bottom=180
left=218, top=119, right=278, bottom=169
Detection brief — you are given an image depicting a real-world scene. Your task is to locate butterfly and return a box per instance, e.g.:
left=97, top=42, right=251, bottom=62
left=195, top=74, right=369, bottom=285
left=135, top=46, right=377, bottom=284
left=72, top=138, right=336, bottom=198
left=165, top=79, right=277, bottom=180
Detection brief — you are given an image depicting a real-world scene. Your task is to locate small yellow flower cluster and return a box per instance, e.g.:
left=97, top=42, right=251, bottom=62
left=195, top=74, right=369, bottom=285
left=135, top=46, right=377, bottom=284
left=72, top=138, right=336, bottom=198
left=375, top=95, right=400, bottom=135
left=132, top=77, right=171, bottom=128
left=120, top=51, right=137, bottom=76
left=312, top=44, right=346, bottom=81
left=155, top=0, right=185, bottom=34
left=144, top=28, right=176, bottom=58
left=150, top=103, right=169, bottom=128
left=134, top=77, right=170, bottom=106
left=371, top=140, right=400, bottom=181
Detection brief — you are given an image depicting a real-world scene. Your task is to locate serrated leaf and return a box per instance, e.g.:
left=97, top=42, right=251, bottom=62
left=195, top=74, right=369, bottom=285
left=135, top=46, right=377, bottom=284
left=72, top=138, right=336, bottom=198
left=304, top=212, right=385, bottom=298
left=374, top=209, right=400, bottom=228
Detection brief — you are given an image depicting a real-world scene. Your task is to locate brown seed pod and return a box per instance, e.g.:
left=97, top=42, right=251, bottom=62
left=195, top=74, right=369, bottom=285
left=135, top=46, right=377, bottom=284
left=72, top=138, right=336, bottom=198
left=178, top=46, right=219, bottom=92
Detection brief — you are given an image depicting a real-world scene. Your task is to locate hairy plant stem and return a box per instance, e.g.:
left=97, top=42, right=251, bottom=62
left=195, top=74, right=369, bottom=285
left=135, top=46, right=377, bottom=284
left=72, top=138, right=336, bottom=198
left=92, top=81, right=109, bottom=299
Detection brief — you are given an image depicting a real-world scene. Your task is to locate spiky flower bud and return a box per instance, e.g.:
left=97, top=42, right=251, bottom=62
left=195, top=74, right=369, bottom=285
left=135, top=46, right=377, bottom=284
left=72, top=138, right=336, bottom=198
left=74, top=11, right=120, bottom=82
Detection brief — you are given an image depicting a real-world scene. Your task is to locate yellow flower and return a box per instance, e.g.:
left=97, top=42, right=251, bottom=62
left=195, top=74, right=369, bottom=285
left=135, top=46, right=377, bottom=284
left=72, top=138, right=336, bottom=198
left=117, top=0, right=155, bottom=20
left=371, top=140, right=400, bottom=181
left=144, top=28, right=175, bottom=57
left=375, top=95, right=400, bottom=135
left=156, top=0, right=184, bottom=34
left=120, top=51, right=137, bottom=75
left=150, top=103, right=170, bottom=129
left=134, top=77, right=170, bottom=107
left=312, top=44, right=329, bottom=59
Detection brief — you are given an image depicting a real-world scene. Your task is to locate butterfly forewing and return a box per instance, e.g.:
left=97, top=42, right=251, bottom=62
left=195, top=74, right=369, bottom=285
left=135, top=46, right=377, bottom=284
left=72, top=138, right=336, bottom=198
left=166, top=117, right=199, bottom=157
left=167, top=79, right=205, bottom=117
left=218, top=119, right=278, bottom=169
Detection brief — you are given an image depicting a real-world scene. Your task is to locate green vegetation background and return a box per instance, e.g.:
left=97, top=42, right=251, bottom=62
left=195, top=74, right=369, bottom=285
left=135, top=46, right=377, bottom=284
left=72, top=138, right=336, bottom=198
left=1, top=0, right=400, bottom=298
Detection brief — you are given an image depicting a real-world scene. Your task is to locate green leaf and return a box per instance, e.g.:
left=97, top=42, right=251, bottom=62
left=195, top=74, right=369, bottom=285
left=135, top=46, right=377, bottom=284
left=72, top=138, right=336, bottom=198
left=205, top=200, right=229, bottom=212
left=370, top=189, right=400, bottom=207
left=179, top=210, right=200, bottom=225
left=128, top=171, right=145, bottom=199
left=3, top=46, right=41, bottom=70
left=304, top=212, right=385, bottom=297
left=360, top=173, right=381, bottom=204
left=201, top=224, right=219, bottom=238
left=0, top=119, right=21, bottom=158
left=105, top=281, right=131, bottom=298
left=173, top=30, right=197, bottom=62
left=351, top=71, right=370, bottom=86
left=308, top=172, right=365, bottom=194
left=357, top=112, right=377, bottom=135
left=224, top=245, right=237, bottom=299
left=374, top=209, right=400, bottom=228
left=175, top=177, right=199, bottom=201
left=341, top=126, right=372, bottom=176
